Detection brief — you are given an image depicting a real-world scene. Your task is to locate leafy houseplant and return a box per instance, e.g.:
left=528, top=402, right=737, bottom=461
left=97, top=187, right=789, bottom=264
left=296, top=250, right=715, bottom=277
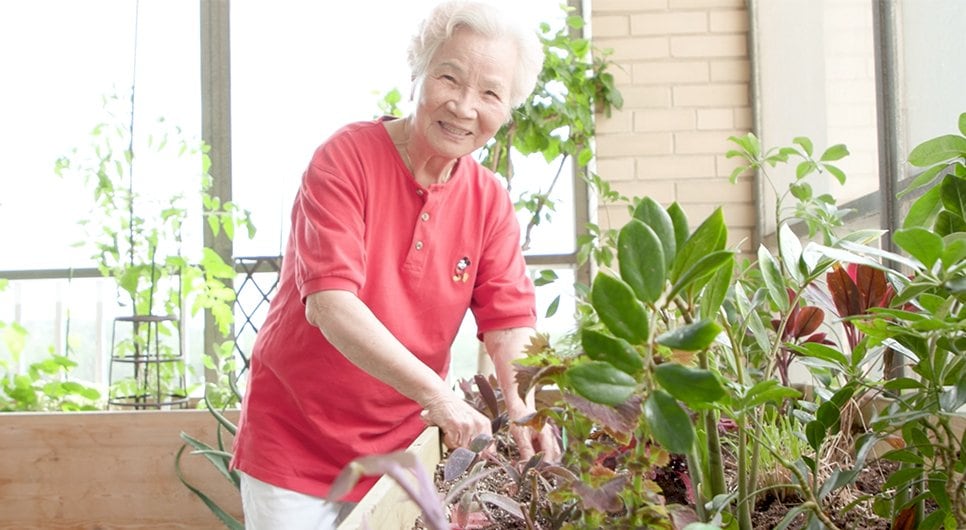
left=55, top=93, right=253, bottom=409
left=505, top=115, right=965, bottom=530
left=0, top=279, right=102, bottom=411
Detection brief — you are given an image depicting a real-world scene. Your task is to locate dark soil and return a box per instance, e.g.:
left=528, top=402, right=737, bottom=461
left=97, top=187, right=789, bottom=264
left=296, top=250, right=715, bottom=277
left=750, top=459, right=897, bottom=530
left=417, top=443, right=901, bottom=529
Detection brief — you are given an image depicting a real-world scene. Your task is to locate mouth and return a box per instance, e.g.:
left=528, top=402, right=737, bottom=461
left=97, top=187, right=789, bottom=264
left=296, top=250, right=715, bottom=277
left=438, top=121, right=472, bottom=137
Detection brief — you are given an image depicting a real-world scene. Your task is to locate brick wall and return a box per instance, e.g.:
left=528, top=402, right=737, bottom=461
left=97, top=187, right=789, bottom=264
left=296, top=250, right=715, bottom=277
left=590, top=0, right=754, bottom=252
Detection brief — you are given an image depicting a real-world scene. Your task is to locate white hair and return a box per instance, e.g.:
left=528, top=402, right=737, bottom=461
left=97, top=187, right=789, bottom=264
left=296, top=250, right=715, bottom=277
left=407, top=0, right=544, bottom=108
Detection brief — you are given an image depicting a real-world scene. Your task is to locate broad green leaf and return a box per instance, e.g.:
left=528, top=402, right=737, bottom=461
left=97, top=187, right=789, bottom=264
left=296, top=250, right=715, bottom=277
left=567, top=361, right=637, bottom=406
left=899, top=164, right=944, bottom=198
left=806, top=420, right=826, bottom=452
left=728, top=133, right=761, bottom=158
left=882, top=377, right=925, bottom=392
left=936, top=210, right=966, bottom=236
left=960, top=112, right=966, bottom=136
left=882, top=467, right=922, bottom=491
left=671, top=208, right=726, bottom=283
left=667, top=202, right=690, bottom=252
left=820, top=144, right=849, bottom=162
left=902, top=184, right=943, bottom=229
left=793, top=136, right=814, bottom=157
left=632, top=197, right=677, bottom=268
left=908, top=134, right=966, bottom=167
left=644, top=390, right=695, bottom=454
left=617, top=220, right=665, bottom=303
left=581, top=329, right=644, bottom=375
left=757, top=244, right=788, bottom=312
left=591, top=273, right=650, bottom=344
left=940, top=173, right=966, bottom=218
left=825, top=164, right=846, bottom=185
left=816, top=401, right=841, bottom=429
left=778, top=223, right=805, bottom=284
left=654, top=363, right=726, bottom=405
left=699, top=255, right=734, bottom=321
left=796, top=160, right=817, bottom=180
left=893, top=227, right=944, bottom=269
left=667, top=249, right=735, bottom=302
left=786, top=342, right=849, bottom=367
left=740, top=379, right=801, bottom=410
left=656, top=319, right=722, bottom=352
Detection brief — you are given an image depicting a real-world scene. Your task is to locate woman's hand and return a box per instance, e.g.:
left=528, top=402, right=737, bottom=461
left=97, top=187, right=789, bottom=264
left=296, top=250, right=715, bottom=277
left=509, top=419, right=560, bottom=463
left=420, top=391, right=493, bottom=451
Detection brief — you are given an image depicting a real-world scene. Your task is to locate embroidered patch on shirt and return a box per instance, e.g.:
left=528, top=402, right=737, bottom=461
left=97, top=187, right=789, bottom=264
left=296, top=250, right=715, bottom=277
left=452, top=256, right=471, bottom=282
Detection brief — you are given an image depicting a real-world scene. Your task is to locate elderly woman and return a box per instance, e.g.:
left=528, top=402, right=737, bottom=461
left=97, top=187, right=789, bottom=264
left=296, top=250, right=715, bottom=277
left=230, top=1, right=558, bottom=528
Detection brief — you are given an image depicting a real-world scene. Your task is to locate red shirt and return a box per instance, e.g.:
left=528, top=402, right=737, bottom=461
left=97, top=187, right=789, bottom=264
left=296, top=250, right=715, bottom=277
left=231, top=119, right=536, bottom=501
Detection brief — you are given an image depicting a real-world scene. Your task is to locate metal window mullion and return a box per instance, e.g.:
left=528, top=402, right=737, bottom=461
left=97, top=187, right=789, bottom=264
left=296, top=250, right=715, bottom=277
left=201, top=0, right=233, bottom=385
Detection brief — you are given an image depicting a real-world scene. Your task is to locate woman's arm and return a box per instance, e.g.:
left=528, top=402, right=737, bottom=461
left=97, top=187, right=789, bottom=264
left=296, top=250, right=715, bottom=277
left=305, top=290, right=491, bottom=450
left=483, top=327, right=561, bottom=462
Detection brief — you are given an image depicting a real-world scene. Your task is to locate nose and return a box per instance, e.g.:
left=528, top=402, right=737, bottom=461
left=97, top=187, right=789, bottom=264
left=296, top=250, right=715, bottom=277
left=447, top=88, right=477, bottom=119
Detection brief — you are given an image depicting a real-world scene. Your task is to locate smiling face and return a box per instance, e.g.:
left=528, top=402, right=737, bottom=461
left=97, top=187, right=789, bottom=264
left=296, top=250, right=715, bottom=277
left=409, top=26, right=518, bottom=161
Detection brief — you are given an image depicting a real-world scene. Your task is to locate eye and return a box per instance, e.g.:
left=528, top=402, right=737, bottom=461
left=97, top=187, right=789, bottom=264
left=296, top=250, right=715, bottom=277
left=440, top=74, right=458, bottom=84
left=485, top=90, right=502, bottom=101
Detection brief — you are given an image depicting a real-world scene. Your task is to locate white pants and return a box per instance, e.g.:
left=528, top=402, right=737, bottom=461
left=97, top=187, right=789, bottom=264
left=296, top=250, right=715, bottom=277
left=239, top=471, right=356, bottom=530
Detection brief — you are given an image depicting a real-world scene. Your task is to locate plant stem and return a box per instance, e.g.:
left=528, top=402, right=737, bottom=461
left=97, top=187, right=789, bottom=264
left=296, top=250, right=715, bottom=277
left=686, top=449, right=708, bottom=521
left=736, top=423, right=753, bottom=530
left=703, top=410, right=727, bottom=499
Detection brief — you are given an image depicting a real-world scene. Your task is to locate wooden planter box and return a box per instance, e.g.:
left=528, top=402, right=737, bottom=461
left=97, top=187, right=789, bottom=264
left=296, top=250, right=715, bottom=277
left=338, top=426, right=442, bottom=530
left=0, top=409, right=242, bottom=529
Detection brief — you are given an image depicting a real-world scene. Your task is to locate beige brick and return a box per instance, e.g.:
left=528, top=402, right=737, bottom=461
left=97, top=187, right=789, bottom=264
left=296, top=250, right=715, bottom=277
left=709, top=10, right=749, bottom=32
left=675, top=177, right=753, bottom=203
left=634, top=109, right=696, bottom=132
left=593, top=0, right=668, bottom=13
left=710, top=59, right=750, bottom=82
left=614, top=179, right=677, bottom=203
left=734, top=107, right=753, bottom=129
left=681, top=202, right=756, bottom=228
left=598, top=37, right=670, bottom=61
left=593, top=15, right=630, bottom=37
left=620, top=86, right=672, bottom=108
left=637, top=155, right=717, bottom=179
left=675, top=130, right=740, bottom=154
left=597, top=204, right=634, bottom=234
left=697, top=108, right=734, bottom=129
left=630, top=12, right=708, bottom=35
left=671, top=34, right=747, bottom=58
left=632, top=61, right=709, bottom=85
left=669, top=0, right=745, bottom=8
left=673, top=83, right=748, bottom=107
left=594, top=157, right=636, bottom=182
left=596, top=112, right=634, bottom=134
left=608, top=62, right=635, bottom=86
left=596, top=132, right=674, bottom=157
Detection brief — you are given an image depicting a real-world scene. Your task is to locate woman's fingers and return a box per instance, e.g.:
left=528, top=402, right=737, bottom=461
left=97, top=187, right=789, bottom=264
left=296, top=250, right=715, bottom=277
left=422, top=395, right=492, bottom=450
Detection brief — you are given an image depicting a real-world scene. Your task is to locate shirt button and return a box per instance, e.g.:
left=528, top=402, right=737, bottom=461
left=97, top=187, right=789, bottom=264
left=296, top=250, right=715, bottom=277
left=420, top=212, right=430, bottom=222
left=415, top=241, right=424, bottom=250
left=416, top=189, right=424, bottom=196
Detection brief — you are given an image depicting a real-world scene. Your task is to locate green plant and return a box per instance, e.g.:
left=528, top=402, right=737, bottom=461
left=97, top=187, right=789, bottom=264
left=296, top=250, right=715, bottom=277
left=55, top=93, right=254, bottom=407
left=512, top=122, right=943, bottom=530
left=479, top=6, right=623, bottom=317
left=855, top=113, right=966, bottom=529
left=0, top=279, right=102, bottom=411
